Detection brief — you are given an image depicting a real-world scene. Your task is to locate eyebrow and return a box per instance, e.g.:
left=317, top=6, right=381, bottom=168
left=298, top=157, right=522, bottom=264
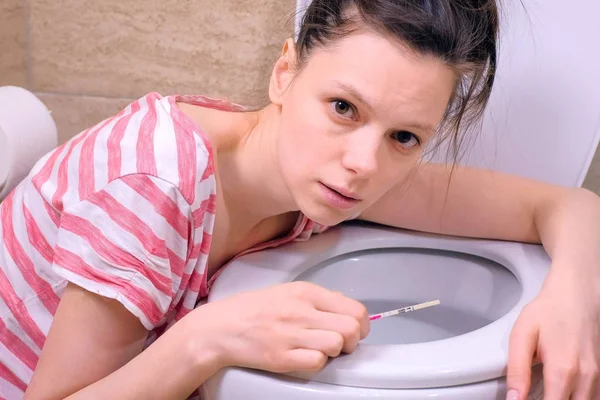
left=405, top=122, right=437, bottom=137
left=334, top=81, right=375, bottom=111
left=333, top=81, right=438, bottom=136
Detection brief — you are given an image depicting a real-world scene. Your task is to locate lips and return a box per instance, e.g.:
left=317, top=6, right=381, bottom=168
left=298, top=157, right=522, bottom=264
left=321, top=183, right=361, bottom=201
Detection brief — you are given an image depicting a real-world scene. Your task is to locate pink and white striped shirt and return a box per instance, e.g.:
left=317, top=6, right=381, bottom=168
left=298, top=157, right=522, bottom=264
left=0, top=92, right=329, bottom=397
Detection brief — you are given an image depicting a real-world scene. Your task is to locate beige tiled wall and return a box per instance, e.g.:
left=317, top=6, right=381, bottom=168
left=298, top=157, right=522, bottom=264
left=3, top=0, right=295, bottom=143
left=1, top=0, right=600, bottom=194
left=0, top=0, right=28, bottom=88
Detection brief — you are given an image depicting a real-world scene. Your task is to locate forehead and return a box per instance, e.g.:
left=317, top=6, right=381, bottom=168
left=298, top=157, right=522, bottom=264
left=299, top=31, right=457, bottom=125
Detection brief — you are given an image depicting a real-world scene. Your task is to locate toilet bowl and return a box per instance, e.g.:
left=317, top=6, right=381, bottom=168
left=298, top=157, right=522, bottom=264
left=201, top=221, right=548, bottom=399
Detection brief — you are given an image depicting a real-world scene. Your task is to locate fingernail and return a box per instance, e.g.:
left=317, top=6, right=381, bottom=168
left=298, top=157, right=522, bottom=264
left=506, top=389, right=519, bottom=400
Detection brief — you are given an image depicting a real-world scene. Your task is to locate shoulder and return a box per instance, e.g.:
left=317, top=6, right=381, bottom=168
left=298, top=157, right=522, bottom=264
left=29, top=92, right=225, bottom=217
left=66, top=93, right=217, bottom=205
left=109, top=92, right=215, bottom=195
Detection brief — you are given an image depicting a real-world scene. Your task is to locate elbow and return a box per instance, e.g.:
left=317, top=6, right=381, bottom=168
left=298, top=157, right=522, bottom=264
left=560, top=187, right=600, bottom=210
left=535, top=185, right=598, bottom=217
left=575, top=186, right=600, bottom=202
left=532, top=185, right=600, bottom=239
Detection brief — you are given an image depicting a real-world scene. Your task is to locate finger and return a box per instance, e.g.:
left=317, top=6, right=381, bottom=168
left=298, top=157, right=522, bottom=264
left=542, top=363, right=578, bottom=400
left=570, top=361, right=598, bottom=400
left=279, top=349, right=328, bottom=373
left=506, top=315, right=539, bottom=399
left=305, top=310, right=362, bottom=353
left=294, top=283, right=370, bottom=337
left=295, top=329, right=344, bottom=358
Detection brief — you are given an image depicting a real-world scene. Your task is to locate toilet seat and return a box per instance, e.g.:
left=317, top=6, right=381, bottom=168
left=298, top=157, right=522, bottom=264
left=207, top=222, right=550, bottom=390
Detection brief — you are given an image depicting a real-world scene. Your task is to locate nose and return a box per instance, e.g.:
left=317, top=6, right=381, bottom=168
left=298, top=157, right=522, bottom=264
left=341, top=129, right=380, bottom=177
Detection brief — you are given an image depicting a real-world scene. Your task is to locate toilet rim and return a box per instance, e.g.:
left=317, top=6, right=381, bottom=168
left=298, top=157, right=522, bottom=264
left=207, top=222, right=551, bottom=389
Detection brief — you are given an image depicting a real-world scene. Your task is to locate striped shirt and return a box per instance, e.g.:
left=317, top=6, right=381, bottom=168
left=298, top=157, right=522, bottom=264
left=0, top=92, right=329, bottom=397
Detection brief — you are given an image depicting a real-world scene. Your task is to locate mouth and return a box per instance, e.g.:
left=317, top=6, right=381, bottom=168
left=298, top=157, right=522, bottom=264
left=319, top=182, right=362, bottom=201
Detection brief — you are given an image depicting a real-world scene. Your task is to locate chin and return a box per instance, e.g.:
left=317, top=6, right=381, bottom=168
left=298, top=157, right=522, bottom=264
left=298, top=202, right=353, bottom=228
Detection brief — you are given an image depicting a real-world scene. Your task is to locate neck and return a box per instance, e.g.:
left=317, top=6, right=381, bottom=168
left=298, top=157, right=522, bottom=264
left=215, top=104, right=298, bottom=224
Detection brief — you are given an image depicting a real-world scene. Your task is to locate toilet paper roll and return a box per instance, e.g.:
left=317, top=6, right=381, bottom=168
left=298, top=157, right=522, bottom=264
left=0, top=86, right=58, bottom=200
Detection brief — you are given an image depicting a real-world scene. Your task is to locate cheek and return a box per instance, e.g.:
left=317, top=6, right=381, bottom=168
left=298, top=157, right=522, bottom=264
left=279, top=101, right=332, bottom=166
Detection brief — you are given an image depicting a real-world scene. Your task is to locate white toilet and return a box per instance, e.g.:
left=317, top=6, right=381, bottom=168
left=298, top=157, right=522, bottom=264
left=201, top=0, right=600, bottom=399
left=202, top=223, right=547, bottom=399
left=0, top=86, right=57, bottom=201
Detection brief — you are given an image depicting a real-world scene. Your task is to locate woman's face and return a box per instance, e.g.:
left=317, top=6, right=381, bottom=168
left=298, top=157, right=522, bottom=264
left=271, top=31, right=456, bottom=226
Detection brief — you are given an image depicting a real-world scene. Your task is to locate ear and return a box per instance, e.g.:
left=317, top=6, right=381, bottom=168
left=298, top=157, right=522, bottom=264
left=269, top=38, right=298, bottom=106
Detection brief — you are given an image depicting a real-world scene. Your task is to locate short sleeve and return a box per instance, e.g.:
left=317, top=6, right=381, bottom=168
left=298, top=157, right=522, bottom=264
left=51, top=173, right=193, bottom=330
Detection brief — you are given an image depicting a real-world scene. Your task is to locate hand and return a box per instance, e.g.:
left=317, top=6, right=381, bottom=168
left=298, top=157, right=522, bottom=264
left=196, top=281, right=370, bottom=373
left=506, top=267, right=600, bottom=400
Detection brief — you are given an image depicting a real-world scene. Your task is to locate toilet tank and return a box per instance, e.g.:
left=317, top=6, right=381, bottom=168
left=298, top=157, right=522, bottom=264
left=295, top=0, right=600, bottom=187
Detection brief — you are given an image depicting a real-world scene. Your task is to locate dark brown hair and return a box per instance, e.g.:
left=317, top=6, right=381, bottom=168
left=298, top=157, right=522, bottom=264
left=295, top=0, right=499, bottom=162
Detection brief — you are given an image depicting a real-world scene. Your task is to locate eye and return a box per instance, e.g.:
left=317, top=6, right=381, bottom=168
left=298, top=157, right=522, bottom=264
left=330, top=99, right=356, bottom=118
left=392, top=131, right=420, bottom=148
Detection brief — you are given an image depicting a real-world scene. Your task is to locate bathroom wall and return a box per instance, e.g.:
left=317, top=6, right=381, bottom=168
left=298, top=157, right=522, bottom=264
left=1, top=0, right=600, bottom=194
left=0, top=0, right=295, bottom=142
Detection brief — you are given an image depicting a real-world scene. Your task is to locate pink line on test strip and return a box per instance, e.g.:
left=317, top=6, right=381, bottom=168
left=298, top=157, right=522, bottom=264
left=368, top=299, right=441, bottom=321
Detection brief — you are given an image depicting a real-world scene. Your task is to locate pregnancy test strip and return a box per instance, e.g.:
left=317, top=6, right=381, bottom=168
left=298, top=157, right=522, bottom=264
left=368, top=299, right=441, bottom=321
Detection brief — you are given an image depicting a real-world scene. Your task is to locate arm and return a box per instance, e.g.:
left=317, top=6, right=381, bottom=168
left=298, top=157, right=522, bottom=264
left=23, top=173, right=217, bottom=398
left=25, top=283, right=222, bottom=400
left=360, top=162, right=600, bottom=399
left=359, top=162, right=600, bottom=261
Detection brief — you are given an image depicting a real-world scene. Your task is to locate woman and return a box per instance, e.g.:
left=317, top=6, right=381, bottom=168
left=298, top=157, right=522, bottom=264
left=1, top=1, right=599, bottom=399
